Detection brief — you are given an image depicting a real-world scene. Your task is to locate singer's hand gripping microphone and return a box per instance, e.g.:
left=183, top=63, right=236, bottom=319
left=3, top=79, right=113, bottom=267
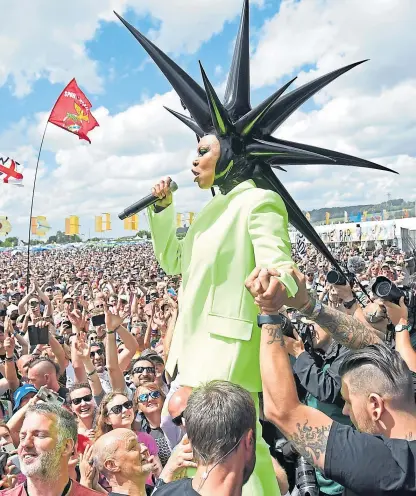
left=118, top=181, right=178, bottom=220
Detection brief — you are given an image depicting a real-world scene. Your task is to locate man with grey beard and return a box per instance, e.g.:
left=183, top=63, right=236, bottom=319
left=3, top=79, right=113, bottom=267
left=1, top=403, right=100, bottom=495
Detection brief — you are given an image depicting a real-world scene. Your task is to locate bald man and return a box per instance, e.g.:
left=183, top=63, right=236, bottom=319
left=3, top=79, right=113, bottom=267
left=93, top=428, right=154, bottom=496
left=2, top=353, right=34, bottom=392
left=27, top=356, right=68, bottom=399
left=160, top=386, right=192, bottom=451
left=168, top=386, right=192, bottom=430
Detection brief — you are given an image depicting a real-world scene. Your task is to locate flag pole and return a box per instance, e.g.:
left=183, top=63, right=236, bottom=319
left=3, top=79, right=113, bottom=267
left=26, top=120, right=49, bottom=288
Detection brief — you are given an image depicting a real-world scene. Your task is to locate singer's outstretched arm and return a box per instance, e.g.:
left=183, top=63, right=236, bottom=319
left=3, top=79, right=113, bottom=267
left=148, top=203, right=183, bottom=275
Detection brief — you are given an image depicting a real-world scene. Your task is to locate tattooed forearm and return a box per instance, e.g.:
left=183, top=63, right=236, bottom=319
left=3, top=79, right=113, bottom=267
left=288, top=420, right=331, bottom=467
left=263, top=324, right=285, bottom=346
left=301, top=297, right=381, bottom=350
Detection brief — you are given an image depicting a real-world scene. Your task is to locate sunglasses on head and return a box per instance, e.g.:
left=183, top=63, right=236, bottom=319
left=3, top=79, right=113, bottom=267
left=138, top=391, right=161, bottom=403
left=108, top=400, right=133, bottom=415
left=172, top=412, right=184, bottom=427
left=90, top=349, right=104, bottom=358
left=71, top=394, right=93, bottom=405
left=133, top=366, right=155, bottom=375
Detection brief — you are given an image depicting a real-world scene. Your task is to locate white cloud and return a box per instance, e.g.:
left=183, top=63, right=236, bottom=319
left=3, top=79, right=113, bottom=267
left=1, top=0, right=416, bottom=242
left=124, top=0, right=264, bottom=54
left=244, top=0, right=416, bottom=213
left=0, top=0, right=107, bottom=97
left=0, top=91, right=212, bottom=239
left=251, top=0, right=416, bottom=98
left=0, top=0, right=264, bottom=97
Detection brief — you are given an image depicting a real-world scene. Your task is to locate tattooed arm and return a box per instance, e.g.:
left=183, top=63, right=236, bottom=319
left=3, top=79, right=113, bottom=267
left=250, top=266, right=381, bottom=350
left=260, top=322, right=332, bottom=470
left=300, top=296, right=382, bottom=349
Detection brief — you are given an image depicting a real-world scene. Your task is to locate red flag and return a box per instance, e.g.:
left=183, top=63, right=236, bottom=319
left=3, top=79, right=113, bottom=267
left=48, top=78, right=99, bottom=143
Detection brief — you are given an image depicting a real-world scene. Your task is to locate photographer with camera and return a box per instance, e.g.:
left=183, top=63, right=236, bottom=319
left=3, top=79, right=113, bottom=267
left=372, top=296, right=416, bottom=385
left=247, top=266, right=416, bottom=495
left=284, top=316, right=351, bottom=496
left=369, top=275, right=416, bottom=380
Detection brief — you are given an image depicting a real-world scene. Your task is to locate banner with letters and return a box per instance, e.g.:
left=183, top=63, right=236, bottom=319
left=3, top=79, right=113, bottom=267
left=290, top=220, right=397, bottom=245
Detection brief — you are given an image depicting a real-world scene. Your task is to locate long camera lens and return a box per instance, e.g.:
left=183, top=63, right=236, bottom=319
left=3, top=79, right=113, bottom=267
left=371, top=276, right=404, bottom=305
left=296, top=456, right=319, bottom=496
left=326, top=270, right=346, bottom=285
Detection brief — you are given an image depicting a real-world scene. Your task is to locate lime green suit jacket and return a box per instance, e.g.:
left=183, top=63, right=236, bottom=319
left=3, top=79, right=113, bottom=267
left=148, top=180, right=297, bottom=392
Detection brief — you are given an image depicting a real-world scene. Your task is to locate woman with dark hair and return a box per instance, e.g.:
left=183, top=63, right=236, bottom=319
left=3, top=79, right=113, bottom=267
left=69, top=382, right=97, bottom=440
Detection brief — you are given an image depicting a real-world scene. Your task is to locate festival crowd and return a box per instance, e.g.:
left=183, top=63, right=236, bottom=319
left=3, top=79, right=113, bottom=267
left=0, top=240, right=415, bottom=495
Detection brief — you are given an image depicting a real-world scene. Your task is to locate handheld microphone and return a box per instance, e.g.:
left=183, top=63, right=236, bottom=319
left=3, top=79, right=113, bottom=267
left=118, top=181, right=178, bottom=220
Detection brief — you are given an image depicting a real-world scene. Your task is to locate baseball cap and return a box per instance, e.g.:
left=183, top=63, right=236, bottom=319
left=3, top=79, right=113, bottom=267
left=13, top=384, right=38, bottom=412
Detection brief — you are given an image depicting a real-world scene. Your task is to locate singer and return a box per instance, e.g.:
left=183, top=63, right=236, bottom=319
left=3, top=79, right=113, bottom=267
left=147, top=175, right=294, bottom=495
left=117, top=0, right=393, bottom=493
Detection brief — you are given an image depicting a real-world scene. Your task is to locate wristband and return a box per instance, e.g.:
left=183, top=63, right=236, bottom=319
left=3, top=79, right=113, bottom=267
left=299, top=297, right=322, bottom=320
left=5, top=356, right=14, bottom=362
left=257, top=314, right=283, bottom=327
left=106, top=330, right=115, bottom=335
left=87, top=369, right=97, bottom=377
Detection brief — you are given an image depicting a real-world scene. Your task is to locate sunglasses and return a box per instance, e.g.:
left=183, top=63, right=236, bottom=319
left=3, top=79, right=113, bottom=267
left=30, top=301, right=39, bottom=307
left=138, top=391, right=161, bottom=403
left=90, top=349, right=104, bottom=358
left=71, top=394, right=93, bottom=405
left=108, top=400, right=133, bottom=415
left=172, top=412, right=184, bottom=427
left=133, top=366, right=155, bottom=375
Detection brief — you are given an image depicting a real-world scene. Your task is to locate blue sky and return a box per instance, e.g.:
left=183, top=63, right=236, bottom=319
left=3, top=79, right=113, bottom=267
left=0, top=0, right=415, bottom=242
left=0, top=2, right=280, bottom=131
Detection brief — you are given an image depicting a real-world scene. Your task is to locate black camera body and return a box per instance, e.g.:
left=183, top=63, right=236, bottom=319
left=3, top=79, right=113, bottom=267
left=371, top=276, right=416, bottom=332
left=281, top=314, right=315, bottom=356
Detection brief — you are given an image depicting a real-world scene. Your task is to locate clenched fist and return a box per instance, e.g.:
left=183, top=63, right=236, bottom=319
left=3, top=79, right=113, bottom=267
left=152, top=177, right=173, bottom=209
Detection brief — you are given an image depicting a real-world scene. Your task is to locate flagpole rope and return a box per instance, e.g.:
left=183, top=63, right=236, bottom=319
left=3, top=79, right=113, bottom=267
left=26, top=120, right=49, bottom=287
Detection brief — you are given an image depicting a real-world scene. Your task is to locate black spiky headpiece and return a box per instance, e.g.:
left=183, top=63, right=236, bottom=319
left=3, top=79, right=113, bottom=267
left=114, top=1, right=396, bottom=268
